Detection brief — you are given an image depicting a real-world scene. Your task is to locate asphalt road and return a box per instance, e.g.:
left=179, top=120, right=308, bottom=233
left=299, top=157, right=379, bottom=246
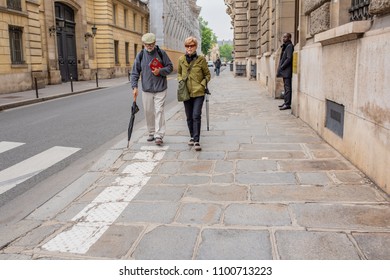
left=0, top=78, right=178, bottom=209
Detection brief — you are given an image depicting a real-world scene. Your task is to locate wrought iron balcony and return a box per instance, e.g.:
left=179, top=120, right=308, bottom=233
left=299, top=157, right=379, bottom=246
left=349, top=0, right=372, bottom=21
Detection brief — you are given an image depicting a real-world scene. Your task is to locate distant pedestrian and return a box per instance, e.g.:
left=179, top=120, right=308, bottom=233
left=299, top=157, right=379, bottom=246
left=215, top=57, right=222, bottom=76
left=177, top=36, right=211, bottom=151
left=277, top=33, right=294, bottom=110
left=131, top=33, right=173, bottom=145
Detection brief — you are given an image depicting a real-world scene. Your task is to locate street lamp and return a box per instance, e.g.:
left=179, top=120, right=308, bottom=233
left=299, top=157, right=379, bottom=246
left=91, top=24, right=97, bottom=36
left=85, top=24, right=98, bottom=40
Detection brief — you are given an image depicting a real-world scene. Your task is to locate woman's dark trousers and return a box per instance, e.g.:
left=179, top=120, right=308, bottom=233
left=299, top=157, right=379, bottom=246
left=184, top=96, right=205, bottom=142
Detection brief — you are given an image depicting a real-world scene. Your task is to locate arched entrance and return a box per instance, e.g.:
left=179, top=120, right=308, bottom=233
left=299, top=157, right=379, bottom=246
left=55, top=2, right=77, bottom=82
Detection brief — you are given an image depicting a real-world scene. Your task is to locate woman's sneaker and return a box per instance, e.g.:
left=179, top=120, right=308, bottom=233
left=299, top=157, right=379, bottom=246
left=147, top=135, right=155, bottom=142
left=155, top=137, right=163, bottom=145
left=188, top=138, right=195, bottom=146
left=194, top=142, right=201, bottom=151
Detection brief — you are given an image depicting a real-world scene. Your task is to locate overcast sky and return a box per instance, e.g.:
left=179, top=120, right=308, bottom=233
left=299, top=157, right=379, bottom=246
left=197, top=0, right=233, bottom=41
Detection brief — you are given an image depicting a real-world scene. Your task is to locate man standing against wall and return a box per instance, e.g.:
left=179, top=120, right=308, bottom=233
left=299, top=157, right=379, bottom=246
left=277, top=33, right=294, bottom=110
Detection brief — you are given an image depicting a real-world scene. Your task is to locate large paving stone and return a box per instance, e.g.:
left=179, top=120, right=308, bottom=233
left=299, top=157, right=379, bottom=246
left=250, top=185, right=388, bottom=203
left=212, top=173, right=234, bottom=184
left=196, top=229, right=272, bottom=259
left=275, top=230, right=360, bottom=259
left=87, top=225, right=143, bottom=258
left=291, top=203, right=390, bottom=230
left=0, top=220, right=41, bottom=249
left=11, top=223, right=62, bottom=249
left=228, top=151, right=307, bottom=160
left=116, top=202, right=179, bottom=224
left=296, top=172, right=333, bottom=185
left=157, top=161, right=183, bottom=174
left=331, top=171, right=368, bottom=184
left=175, top=203, right=222, bottom=225
left=133, top=185, right=187, bottom=202
left=224, top=204, right=291, bottom=226
left=179, top=161, right=214, bottom=174
left=253, top=135, right=322, bottom=144
left=165, top=175, right=210, bottom=185
left=352, top=232, right=390, bottom=259
left=132, top=226, right=199, bottom=259
left=184, top=185, right=248, bottom=202
left=214, top=160, right=234, bottom=173
left=237, top=160, right=278, bottom=172
left=240, top=143, right=303, bottom=151
left=236, top=172, right=297, bottom=185
left=279, top=160, right=350, bottom=171
left=0, top=253, right=32, bottom=260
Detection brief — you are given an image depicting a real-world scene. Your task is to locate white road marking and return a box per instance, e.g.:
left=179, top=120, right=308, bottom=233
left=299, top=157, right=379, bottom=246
left=42, top=146, right=167, bottom=254
left=0, top=141, right=25, bottom=154
left=0, top=146, right=81, bottom=195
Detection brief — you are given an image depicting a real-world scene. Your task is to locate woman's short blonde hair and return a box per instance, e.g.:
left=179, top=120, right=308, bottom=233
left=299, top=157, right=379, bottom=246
left=184, top=36, right=198, bottom=47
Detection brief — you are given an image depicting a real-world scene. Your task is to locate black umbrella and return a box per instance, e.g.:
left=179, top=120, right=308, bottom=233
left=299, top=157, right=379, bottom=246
left=127, top=101, right=140, bottom=148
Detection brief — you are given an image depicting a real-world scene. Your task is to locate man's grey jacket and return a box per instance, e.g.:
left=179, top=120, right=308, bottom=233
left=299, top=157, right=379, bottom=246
left=131, top=47, right=173, bottom=93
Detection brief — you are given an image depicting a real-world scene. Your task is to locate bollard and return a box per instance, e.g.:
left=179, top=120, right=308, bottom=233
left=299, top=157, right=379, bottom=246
left=96, top=72, right=99, bottom=88
left=35, top=78, right=39, bottom=98
left=128, top=70, right=131, bottom=81
left=70, top=74, right=74, bottom=92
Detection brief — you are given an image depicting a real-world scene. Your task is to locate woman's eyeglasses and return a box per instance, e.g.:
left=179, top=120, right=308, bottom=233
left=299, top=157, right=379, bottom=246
left=185, top=44, right=196, bottom=48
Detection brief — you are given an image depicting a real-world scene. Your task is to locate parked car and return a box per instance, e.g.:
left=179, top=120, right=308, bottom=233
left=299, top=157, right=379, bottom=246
left=207, top=61, right=214, bottom=67
left=222, top=61, right=227, bottom=66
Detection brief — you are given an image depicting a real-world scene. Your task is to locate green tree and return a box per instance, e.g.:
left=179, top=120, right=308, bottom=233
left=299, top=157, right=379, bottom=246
left=199, top=17, right=217, bottom=55
left=219, top=43, right=234, bottom=61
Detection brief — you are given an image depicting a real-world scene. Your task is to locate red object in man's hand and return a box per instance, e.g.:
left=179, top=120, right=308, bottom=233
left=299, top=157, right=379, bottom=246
left=149, top=58, right=163, bottom=71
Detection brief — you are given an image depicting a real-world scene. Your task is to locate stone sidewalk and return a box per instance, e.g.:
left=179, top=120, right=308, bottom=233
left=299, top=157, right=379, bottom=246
left=0, top=69, right=389, bottom=260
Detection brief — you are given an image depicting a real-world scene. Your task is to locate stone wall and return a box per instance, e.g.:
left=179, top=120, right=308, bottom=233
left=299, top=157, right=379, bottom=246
left=304, top=0, right=331, bottom=36
left=0, top=0, right=149, bottom=94
left=369, top=0, right=390, bottom=15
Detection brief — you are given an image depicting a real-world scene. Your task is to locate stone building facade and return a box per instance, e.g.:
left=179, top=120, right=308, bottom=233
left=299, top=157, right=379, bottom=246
left=147, top=0, right=201, bottom=70
left=1, top=0, right=148, bottom=94
left=226, top=0, right=390, bottom=194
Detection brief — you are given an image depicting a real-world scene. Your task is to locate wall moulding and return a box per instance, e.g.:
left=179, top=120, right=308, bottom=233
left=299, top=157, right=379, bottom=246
left=314, top=20, right=372, bottom=46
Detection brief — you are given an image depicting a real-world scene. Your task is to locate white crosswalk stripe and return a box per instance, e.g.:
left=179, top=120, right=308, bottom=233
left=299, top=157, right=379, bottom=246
left=42, top=145, right=167, bottom=254
left=0, top=141, right=25, bottom=154
left=0, top=145, right=81, bottom=195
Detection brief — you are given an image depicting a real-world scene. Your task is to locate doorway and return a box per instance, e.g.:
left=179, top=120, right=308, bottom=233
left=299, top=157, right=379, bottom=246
left=55, top=2, right=77, bottom=82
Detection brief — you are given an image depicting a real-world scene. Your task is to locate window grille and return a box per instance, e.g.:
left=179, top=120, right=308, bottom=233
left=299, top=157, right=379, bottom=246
left=7, top=0, right=22, bottom=11
left=349, top=0, right=372, bottom=21
left=9, top=26, right=24, bottom=64
left=325, top=100, right=344, bottom=138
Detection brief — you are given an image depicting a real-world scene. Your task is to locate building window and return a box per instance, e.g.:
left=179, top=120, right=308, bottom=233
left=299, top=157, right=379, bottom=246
left=113, top=4, right=117, bottom=25
left=7, top=0, right=22, bottom=11
left=114, top=40, right=119, bottom=64
left=134, top=43, right=138, bottom=59
left=133, top=13, right=137, bottom=31
left=141, top=17, right=144, bottom=33
left=9, top=25, right=24, bottom=64
left=124, top=9, right=128, bottom=28
left=349, top=0, right=372, bottom=21
left=125, top=42, right=129, bottom=64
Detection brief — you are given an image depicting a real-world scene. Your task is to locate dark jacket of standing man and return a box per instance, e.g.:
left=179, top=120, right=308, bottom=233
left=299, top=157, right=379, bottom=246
left=277, top=33, right=294, bottom=110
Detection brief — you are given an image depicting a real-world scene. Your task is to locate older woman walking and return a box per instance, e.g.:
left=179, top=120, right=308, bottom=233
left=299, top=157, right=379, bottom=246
left=177, top=36, right=211, bottom=151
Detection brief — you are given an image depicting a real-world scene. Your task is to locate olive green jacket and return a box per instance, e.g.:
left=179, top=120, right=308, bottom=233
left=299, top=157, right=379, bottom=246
left=178, top=55, right=211, bottom=98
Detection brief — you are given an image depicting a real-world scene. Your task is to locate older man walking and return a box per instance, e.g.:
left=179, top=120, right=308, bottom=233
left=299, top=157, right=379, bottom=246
left=131, top=33, right=173, bottom=145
